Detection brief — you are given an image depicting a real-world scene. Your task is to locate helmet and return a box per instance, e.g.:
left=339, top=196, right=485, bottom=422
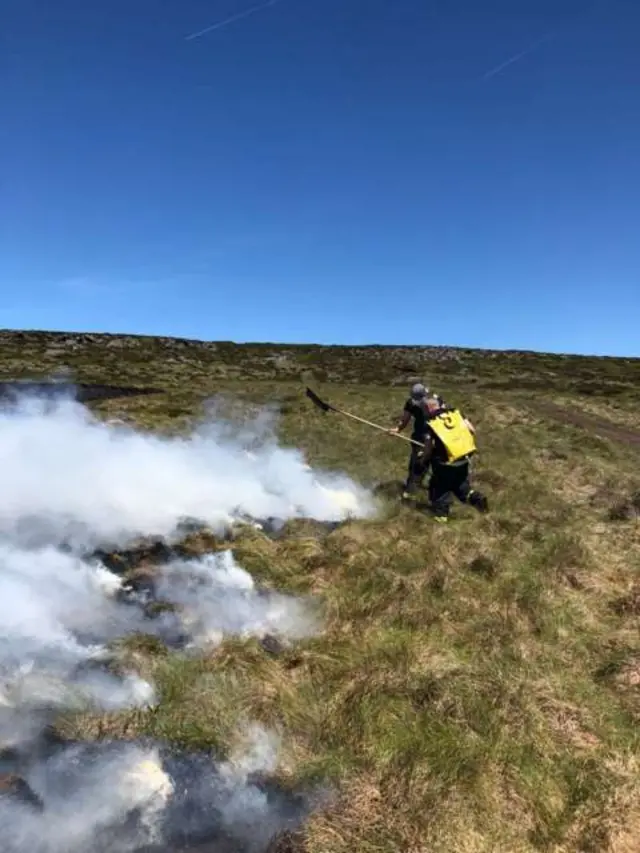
left=410, top=383, right=427, bottom=399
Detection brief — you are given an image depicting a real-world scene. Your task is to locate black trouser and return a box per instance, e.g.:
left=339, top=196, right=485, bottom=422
left=405, top=439, right=429, bottom=491
left=428, top=459, right=487, bottom=516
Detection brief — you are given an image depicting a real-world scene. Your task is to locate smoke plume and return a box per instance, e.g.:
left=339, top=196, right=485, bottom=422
left=0, top=389, right=365, bottom=850
left=0, top=392, right=373, bottom=550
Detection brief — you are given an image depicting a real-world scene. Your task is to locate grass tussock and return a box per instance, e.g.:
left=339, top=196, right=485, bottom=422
left=3, top=330, right=640, bottom=852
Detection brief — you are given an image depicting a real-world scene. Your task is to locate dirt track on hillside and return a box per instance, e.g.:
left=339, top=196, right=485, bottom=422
left=537, top=402, right=640, bottom=447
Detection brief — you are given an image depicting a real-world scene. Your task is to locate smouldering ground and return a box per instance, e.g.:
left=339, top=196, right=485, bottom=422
left=1, top=331, right=639, bottom=852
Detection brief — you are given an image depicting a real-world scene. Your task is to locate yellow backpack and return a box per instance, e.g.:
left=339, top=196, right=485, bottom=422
left=427, top=408, right=477, bottom=463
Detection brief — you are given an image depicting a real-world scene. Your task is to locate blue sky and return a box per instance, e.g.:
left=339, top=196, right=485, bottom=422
left=2, top=0, right=639, bottom=355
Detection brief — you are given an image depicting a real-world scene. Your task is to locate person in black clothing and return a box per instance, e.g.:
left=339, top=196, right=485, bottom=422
left=418, top=397, right=489, bottom=522
left=389, top=383, right=444, bottom=498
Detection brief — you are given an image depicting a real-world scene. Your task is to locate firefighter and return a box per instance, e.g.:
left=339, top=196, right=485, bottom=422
left=417, top=396, right=489, bottom=522
left=389, top=383, right=445, bottom=499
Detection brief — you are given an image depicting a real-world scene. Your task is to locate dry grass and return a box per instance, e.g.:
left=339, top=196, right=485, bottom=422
left=549, top=394, right=640, bottom=432
left=2, top=329, right=639, bottom=852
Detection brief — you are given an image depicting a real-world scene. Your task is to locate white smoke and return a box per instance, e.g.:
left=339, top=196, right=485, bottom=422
left=0, top=393, right=374, bottom=551
left=0, top=542, right=157, bottom=753
left=156, top=549, right=321, bottom=649
left=214, top=724, right=284, bottom=835
left=0, top=389, right=356, bottom=849
left=0, top=742, right=175, bottom=853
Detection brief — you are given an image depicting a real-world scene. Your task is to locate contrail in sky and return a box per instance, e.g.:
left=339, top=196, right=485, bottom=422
left=480, top=30, right=557, bottom=81
left=185, top=0, right=286, bottom=41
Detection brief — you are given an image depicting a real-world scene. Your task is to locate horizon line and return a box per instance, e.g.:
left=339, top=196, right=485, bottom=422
left=0, top=327, right=637, bottom=361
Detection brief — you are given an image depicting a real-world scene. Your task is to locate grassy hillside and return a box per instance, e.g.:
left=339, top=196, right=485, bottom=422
left=1, top=329, right=639, bottom=852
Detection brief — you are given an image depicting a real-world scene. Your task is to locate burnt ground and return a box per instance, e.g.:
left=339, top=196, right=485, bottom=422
left=0, top=524, right=330, bottom=853
left=536, top=401, right=640, bottom=447
left=1, top=732, right=311, bottom=853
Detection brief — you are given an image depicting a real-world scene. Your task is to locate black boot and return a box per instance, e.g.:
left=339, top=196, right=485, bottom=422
left=468, top=490, right=489, bottom=513
left=402, top=480, right=418, bottom=500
